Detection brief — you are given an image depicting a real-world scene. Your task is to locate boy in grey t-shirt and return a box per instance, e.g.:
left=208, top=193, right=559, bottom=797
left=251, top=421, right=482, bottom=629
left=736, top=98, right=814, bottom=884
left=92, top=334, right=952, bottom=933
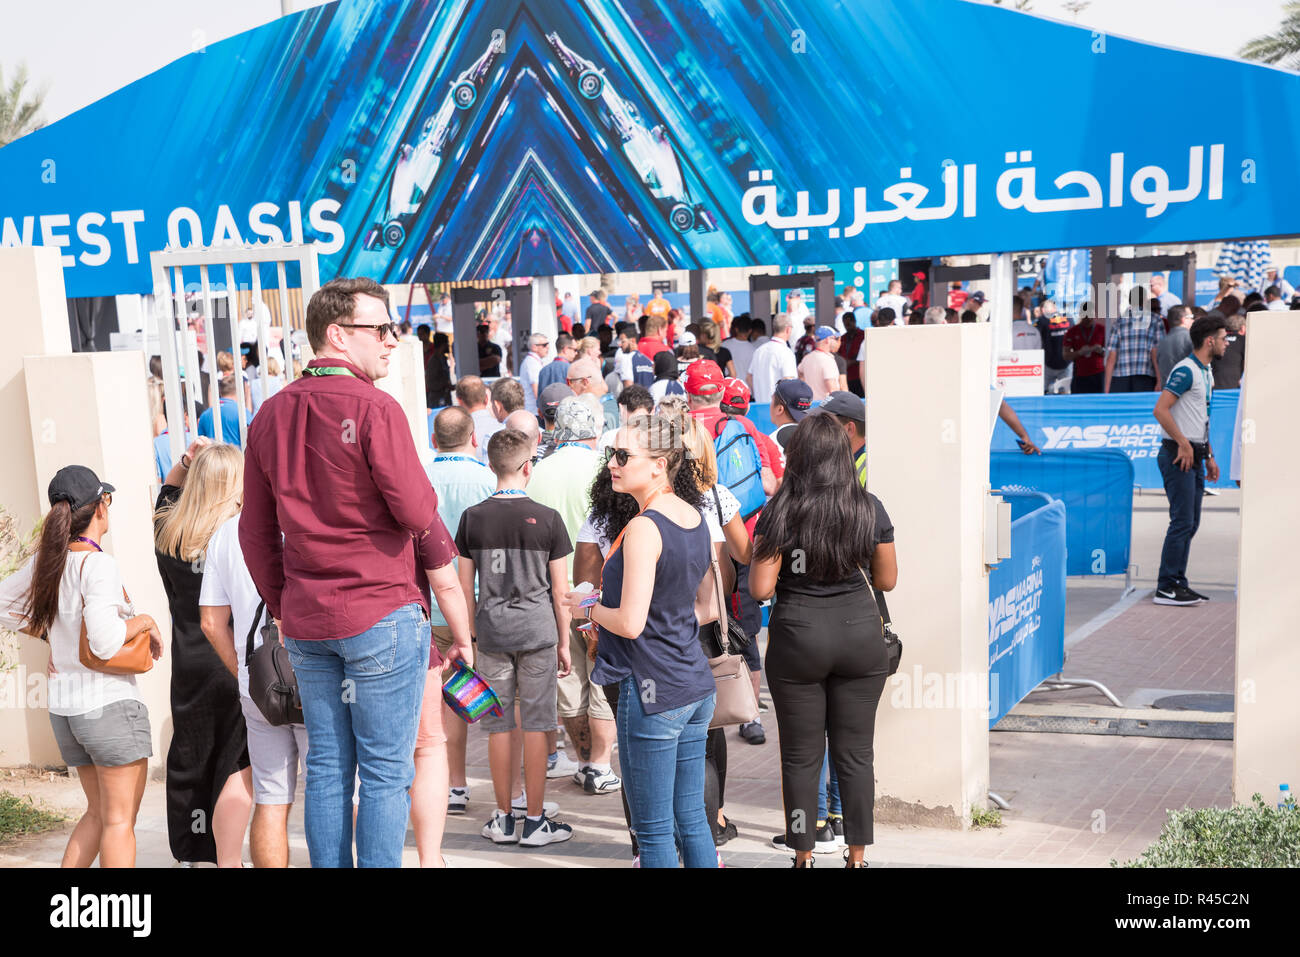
left=454, top=428, right=573, bottom=847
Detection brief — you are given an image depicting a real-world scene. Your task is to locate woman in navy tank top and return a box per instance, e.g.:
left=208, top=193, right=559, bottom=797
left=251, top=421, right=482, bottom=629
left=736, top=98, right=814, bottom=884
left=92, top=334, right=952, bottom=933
left=563, top=413, right=718, bottom=868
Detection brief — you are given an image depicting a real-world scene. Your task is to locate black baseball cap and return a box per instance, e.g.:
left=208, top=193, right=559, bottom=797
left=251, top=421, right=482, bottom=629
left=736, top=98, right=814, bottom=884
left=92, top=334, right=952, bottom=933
left=48, top=465, right=114, bottom=511
left=538, top=382, right=574, bottom=420
left=772, top=379, right=812, bottom=421
left=818, top=390, right=866, bottom=422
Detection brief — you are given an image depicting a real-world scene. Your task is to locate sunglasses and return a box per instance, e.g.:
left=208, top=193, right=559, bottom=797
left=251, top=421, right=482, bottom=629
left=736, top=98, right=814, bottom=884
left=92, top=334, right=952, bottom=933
left=335, top=322, right=397, bottom=341
left=603, top=447, right=655, bottom=467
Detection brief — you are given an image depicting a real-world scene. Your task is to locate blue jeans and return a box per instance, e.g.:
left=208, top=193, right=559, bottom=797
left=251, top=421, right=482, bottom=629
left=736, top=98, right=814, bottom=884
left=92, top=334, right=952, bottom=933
left=1156, top=441, right=1205, bottom=591
left=616, top=677, right=717, bottom=868
left=284, top=603, right=430, bottom=868
left=817, top=745, right=842, bottom=821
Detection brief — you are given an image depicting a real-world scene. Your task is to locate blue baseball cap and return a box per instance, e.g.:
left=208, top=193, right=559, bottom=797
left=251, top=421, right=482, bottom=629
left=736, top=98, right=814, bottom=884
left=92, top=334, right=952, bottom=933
left=814, top=325, right=838, bottom=341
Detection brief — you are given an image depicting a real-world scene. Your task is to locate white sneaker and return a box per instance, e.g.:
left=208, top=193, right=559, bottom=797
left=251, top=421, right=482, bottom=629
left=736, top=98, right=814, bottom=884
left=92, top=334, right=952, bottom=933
left=511, top=794, right=560, bottom=819
left=447, top=786, right=469, bottom=816
left=519, top=814, right=573, bottom=847
left=480, top=809, right=518, bottom=844
left=546, top=749, right=581, bottom=779
left=585, top=767, right=622, bottom=794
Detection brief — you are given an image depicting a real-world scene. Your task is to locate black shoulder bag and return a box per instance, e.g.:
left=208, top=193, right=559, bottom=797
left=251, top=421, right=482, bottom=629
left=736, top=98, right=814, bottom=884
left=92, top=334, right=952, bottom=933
left=246, top=600, right=304, bottom=726
left=859, top=568, right=902, bottom=676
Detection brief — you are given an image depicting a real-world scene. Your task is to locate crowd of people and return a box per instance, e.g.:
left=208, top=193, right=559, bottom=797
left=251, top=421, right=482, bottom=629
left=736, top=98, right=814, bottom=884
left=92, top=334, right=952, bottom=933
left=4, top=261, right=1284, bottom=869
left=2, top=276, right=898, bottom=869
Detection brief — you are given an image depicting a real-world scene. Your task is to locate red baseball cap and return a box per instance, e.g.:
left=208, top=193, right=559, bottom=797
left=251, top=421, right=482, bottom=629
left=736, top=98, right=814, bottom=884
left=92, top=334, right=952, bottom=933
left=684, top=359, right=725, bottom=396
left=721, top=377, right=751, bottom=412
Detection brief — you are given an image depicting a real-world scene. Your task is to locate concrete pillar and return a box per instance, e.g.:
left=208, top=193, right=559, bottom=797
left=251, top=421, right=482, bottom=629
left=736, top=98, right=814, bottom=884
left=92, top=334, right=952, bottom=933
left=989, top=252, right=1013, bottom=356
left=19, top=349, right=174, bottom=770
left=531, top=276, right=557, bottom=343
left=1233, top=311, right=1300, bottom=804
left=865, top=322, right=993, bottom=827
left=375, top=338, right=433, bottom=464
left=0, top=247, right=74, bottom=767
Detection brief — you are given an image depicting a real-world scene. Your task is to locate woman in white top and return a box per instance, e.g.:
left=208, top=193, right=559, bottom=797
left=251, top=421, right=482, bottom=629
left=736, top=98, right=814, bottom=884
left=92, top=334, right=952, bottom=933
left=248, top=352, right=286, bottom=417
left=0, top=465, right=163, bottom=867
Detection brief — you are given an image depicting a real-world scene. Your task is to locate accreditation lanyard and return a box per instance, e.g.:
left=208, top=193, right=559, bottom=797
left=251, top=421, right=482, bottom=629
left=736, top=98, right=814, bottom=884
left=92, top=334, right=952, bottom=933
left=302, top=365, right=357, bottom=378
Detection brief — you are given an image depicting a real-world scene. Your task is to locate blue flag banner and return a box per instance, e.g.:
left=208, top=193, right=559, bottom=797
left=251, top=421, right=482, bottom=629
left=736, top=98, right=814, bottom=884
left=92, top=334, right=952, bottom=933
left=991, top=449, right=1133, bottom=577
left=992, top=391, right=1239, bottom=489
left=988, top=494, right=1067, bottom=727
left=2, top=0, right=1298, bottom=298
left=1043, top=249, right=1091, bottom=312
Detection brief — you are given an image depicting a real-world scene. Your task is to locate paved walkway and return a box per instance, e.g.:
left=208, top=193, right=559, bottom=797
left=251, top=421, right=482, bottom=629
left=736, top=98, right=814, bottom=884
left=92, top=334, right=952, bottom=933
left=0, top=491, right=1241, bottom=868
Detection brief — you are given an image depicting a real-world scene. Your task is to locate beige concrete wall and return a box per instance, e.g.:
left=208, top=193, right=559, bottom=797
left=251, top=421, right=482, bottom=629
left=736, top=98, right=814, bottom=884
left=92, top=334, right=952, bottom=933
left=0, top=247, right=72, bottom=524
left=18, top=351, right=175, bottom=770
left=376, top=338, right=432, bottom=464
left=0, top=247, right=74, bottom=767
left=865, top=323, right=993, bottom=827
left=1233, top=311, right=1300, bottom=805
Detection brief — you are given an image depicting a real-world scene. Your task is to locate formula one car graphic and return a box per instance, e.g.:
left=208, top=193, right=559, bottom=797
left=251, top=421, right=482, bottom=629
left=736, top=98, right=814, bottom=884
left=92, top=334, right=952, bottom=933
left=546, top=31, right=717, bottom=234
left=365, top=36, right=505, bottom=250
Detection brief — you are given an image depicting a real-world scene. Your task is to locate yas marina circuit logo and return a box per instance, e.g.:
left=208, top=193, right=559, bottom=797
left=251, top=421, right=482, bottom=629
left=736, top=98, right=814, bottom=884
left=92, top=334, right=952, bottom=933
left=1039, top=423, right=1163, bottom=458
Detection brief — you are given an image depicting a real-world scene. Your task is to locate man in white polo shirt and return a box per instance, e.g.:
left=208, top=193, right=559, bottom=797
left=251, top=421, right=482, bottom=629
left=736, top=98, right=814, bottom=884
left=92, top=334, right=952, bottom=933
left=1151, top=314, right=1229, bottom=607
left=748, top=313, right=797, bottom=403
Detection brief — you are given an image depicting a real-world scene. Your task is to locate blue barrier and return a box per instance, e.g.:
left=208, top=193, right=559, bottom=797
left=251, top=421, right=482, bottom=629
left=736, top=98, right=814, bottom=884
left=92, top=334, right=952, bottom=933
left=988, top=495, right=1067, bottom=727
left=991, top=448, right=1133, bottom=577
left=992, top=391, right=1239, bottom=489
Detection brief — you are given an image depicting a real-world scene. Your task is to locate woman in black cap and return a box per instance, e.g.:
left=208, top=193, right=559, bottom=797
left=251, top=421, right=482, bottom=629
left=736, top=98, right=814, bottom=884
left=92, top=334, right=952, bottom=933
left=0, top=464, right=164, bottom=867
left=153, top=440, right=252, bottom=867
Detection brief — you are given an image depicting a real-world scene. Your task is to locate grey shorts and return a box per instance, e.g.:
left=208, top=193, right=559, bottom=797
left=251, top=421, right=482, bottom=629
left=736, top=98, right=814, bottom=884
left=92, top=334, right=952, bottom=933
left=476, top=646, right=558, bottom=733
left=50, top=699, right=152, bottom=768
left=240, top=697, right=308, bottom=805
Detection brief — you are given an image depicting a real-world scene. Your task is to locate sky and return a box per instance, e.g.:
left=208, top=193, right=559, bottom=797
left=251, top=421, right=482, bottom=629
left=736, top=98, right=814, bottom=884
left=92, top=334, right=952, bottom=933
left=0, top=0, right=1292, bottom=126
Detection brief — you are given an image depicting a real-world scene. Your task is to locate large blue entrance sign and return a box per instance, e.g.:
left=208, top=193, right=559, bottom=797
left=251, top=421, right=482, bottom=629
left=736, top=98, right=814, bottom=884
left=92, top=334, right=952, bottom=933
left=992, top=391, right=1239, bottom=489
left=2, top=1, right=1298, bottom=297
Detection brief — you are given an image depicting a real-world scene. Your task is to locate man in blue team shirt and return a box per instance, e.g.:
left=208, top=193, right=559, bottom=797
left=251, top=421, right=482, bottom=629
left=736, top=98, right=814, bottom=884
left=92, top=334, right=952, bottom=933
left=1151, top=315, right=1229, bottom=607
left=197, top=375, right=253, bottom=446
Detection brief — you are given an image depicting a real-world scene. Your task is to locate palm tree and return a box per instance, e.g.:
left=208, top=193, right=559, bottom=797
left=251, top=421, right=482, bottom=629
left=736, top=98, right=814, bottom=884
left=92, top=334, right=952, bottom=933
left=1240, top=1, right=1300, bottom=71
left=0, top=63, right=47, bottom=147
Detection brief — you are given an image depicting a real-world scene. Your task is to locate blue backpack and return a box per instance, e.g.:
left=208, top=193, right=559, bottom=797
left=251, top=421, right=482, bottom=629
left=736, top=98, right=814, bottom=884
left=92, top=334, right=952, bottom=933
left=711, top=415, right=765, bottom=520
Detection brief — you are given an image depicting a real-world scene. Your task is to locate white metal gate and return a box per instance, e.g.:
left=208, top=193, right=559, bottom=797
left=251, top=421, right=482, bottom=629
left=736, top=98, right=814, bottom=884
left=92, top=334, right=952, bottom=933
left=150, top=243, right=320, bottom=466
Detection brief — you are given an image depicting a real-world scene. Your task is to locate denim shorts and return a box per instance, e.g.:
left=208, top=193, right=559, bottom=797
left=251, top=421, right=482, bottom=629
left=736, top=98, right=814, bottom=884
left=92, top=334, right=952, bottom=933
left=50, top=699, right=152, bottom=768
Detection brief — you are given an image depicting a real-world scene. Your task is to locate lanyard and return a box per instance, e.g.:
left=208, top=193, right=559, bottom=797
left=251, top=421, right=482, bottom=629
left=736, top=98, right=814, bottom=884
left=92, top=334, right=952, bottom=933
left=556, top=442, right=587, bottom=451
left=72, top=536, right=102, bottom=552
left=600, top=485, right=672, bottom=587
left=492, top=488, right=527, bottom=496
left=303, top=365, right=357, bottom=378
left=433, top=454, right=487, bottom=467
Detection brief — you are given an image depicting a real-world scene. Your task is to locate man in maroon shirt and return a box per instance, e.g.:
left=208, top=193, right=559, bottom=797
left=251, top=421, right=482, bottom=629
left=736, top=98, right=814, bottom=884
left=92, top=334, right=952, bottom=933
left=240, top=277, right=472, bottom=868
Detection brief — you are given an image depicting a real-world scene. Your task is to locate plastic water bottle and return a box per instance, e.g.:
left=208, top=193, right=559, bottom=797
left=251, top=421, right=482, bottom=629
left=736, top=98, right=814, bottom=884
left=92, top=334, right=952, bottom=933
left=1280, top=784, right=1293, bottom=810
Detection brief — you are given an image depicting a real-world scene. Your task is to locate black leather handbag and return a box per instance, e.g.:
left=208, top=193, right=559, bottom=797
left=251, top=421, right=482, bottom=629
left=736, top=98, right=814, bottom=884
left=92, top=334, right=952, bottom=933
left=246, top=600, right=304, bottom=726
left=857, top=567, right=901, bottom=675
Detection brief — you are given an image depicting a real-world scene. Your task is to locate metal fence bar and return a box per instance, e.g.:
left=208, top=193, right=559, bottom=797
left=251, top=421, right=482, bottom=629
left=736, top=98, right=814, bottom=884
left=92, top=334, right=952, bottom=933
left=225, top=263, right=249, bottom=449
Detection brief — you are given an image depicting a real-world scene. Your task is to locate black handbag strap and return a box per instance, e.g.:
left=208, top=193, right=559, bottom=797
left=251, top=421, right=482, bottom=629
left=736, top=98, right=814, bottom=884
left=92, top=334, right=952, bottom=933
left=857, top=566, right=892, bottom=627
left=245, top=600, right=266, bottom=660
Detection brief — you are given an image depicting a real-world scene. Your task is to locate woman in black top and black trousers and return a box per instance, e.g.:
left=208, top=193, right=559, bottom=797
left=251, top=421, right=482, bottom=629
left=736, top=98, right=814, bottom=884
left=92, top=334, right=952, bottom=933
left=749, top=413, right=897, bottom=868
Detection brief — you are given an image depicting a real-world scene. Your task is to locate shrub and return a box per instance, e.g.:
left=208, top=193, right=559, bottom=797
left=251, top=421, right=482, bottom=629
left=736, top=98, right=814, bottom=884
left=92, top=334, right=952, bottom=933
left=0, top=790, right=67, bottom=841
left=1117, top=794, right=1300, bottom=867
left=0, top=507, right=39, bottom=673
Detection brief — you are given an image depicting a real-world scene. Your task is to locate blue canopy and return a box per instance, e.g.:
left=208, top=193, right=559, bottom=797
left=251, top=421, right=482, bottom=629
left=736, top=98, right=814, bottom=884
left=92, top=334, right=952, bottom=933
left=2, top=0, right=1297, bottom=297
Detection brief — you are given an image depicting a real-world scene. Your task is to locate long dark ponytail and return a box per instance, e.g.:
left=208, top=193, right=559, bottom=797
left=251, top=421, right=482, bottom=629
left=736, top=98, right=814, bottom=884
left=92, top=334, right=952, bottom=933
left=25, top=499, right=98, bottom=639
